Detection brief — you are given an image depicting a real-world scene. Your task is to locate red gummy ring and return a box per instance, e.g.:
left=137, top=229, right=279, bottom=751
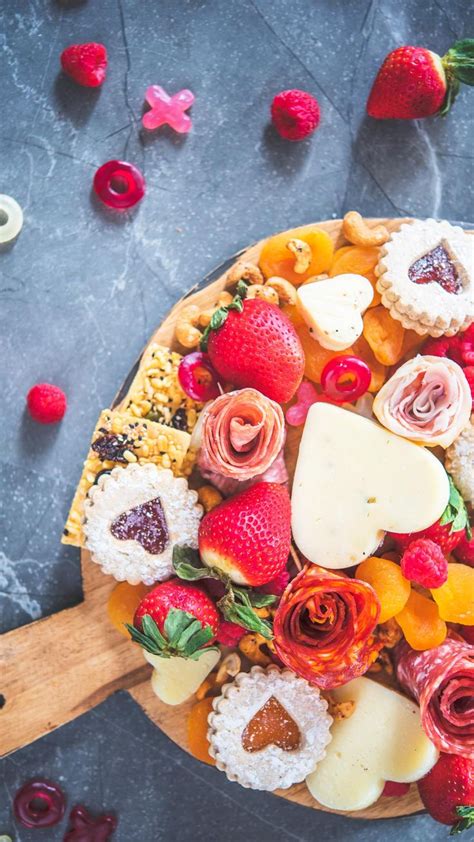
left=321, top=355, right=371, bottom=403
left=93, top=160, right=145, bottom=209
left=13, top=778, right=66, bottom=828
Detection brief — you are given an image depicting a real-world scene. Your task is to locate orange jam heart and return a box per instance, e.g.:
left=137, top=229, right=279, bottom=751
left=110, top=497, right=169, bottom=554
left=408, top=244, right=462, bottom=295
left=241, top=696, right=301, bottom=753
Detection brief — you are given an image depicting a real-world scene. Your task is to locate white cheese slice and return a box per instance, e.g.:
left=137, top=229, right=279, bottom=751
left=297, top=274, right=374, bottom=351
left=144, top=648, right=220, bottom=706
left=291, top=403, right=450, bottom=569
left=306, top=677, right=438, bottom=811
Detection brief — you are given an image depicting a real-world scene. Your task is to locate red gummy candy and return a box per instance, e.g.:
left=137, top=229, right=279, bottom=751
left=14, top=778, right=66, bottom=828
left=321, top=355, right=371, bottom=403
left=64, top=804, right=117, bottom=841
left=93, top=161, right=145, bottom=210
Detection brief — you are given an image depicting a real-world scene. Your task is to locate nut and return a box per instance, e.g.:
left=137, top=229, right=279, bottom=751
left=227, top=261, right=264, bottom=286
left=265, top=276, right=297, bottom=304
left=246, top=284, right=279, bottom=305
left=197, top=484, right=224, bottom=512
left=215, top=652, right=241, bottom=684
left=343, top=211, right=389, bottom=247
left=175, top=304, right=202, bottom=348
left=195, top=677, right=214, bottom=700
left=198, top=291, right=234, bottom=327
left=376, top=618, right=403, bottom=649
left=238, top=632, right=272, bottom=666
left=287, top=238, right=312, bottom=273
left=327, top=697, right=355, bottom=721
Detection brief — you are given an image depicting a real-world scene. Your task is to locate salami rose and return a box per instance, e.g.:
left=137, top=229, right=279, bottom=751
left=198, top=388, right=285, bottom=483
left=373, top=356, right=471, bottom=448
left=396, top=637, right=474, bottom=759
left=273, top=564, right=381, bottom=690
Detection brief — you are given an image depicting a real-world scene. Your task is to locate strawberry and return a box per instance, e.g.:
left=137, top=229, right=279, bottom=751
left=367, top=40, right=474, bottom=119
left=391, top=476, right=470, bottom=554
left=201, top=292, right=304, bottom=404
left=60, top=43, right=107, bottom=88
left=199, top=482, right=291, bottom=587
left=128, top=578, right=220, bottom=658
left=453, top=532, right=474, bottom=567
left=418, top=753, right=474, bottom=832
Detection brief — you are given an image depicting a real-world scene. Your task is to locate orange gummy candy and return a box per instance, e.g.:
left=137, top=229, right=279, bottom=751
left=282, top=304, right=351, bottom=383
left=187, top=697, right=216, bottom=765
left=431, top=563, right=474, bottom=625
left=329, top=245, right=381, bottom=307
left=259, top=228, right=334, bottom=286
left=395, top=590, right=447, bottom=650
left=107, top=581, right=151, bottom=637
left=356, top=556, right=411, bottom=623
left=352, top=336, right=387, bottom=393
left=363, top=306, right=406, bottom=366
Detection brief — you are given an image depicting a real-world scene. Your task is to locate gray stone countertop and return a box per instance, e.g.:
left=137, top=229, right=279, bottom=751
left=1, top=0, right=473, bottom=839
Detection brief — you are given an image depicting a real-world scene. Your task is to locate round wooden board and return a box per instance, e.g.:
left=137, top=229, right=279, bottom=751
left=6, top=215, right=459, bottom=820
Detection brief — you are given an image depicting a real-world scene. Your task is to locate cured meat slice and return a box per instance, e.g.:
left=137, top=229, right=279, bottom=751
left=198, top=388, right=285, bottom=482
left=200, top=445, right=288, bottom=498
left=273, top=564, right=382, bottom=690
left=396, top=637, right=474, bottom=759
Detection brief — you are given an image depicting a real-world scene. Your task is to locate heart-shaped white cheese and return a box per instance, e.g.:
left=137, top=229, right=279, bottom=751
left=144, top=648, right=220, bottom=705
left=297, top=274, right=374, bottom=351
left=306, top=677, right=438, bottom=811
left=292, top=403, right=450, bottom=569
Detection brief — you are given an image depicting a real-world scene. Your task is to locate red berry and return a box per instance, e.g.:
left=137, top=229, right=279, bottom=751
left=60, top=43, right=107, bottom=88
left=258, top=568, right=290, bottom=597
left=418, top=753, right=474, bottom=829
left=271, top=89, right=320, bottom=141
left=453, top=532, right=474, bottom=567
left=27, top=383, right=67, bottom=424
left=134, top=578, right=220, bottom=643
left=423, top=335, right=463, bottom=366
left=391, top=477, right=469, bottom=555
left=178, top=352, right=221, bottom=401
left=216, top=620, right=246, bottom=646
left=400, top=538, right=448, bottom=588
left=460, top=324, right=474, bottom=366
left=462, top=366, right=474, bottom=410
left=367, top=47, right=446, bottom=119
left=382, top=781, right=410, bottom=797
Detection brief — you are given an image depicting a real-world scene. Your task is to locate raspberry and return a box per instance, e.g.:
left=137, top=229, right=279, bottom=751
left=462, top=365, right=474, bottom=410
left=271, top=90, right=320, bottom=141
left=259, top=568, right=290, bottom=596
left=216, top=620, right=246, bottom=647
left=27, top=383, right=67, bottom=424
left=422, top=335, right=463, bottom=366
left=382, top=781, right=410, bottom=797
left=453, top=532, right=474, bottom=567
left=400, top=538, right=448, bottom=588
left=60, top=43, right=107, bottom=88
left=460, top=323, right=474, bottom=366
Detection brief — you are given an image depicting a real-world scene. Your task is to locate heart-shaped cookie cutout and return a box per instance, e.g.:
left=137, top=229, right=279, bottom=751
left=292, top=404, right=450, bottom=569
left=241, top=696, right=301, bottom=753
left=297, top=274, right=374, bottom=351
left=408, top=243, right=462, bottom=295
left=110, top=497, right=169, bottom=554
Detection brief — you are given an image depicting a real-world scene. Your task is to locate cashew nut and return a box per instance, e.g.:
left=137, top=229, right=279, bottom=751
left=198, top=291, right=234, bottom=327
left=227, top=261, right=264, bottom=286
left=246, top=284, right=279, bottom=305
left=175, top=305, right=202, bottom=348
left=343, top=211, right=389, bottom=247
left=197, top=484, right=224, bottom=512
left=265, top=276, right=297, bottom=305
left=215, top=652, right=241, bottom=684
left=238, top=632, right=272, bottom=666
left=287, top=238, right=312, bottom=273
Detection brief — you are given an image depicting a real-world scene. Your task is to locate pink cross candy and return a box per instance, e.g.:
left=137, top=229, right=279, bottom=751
left=285, top=381, right=319, bottom=426
left=142, top=85, right=194, bottom=133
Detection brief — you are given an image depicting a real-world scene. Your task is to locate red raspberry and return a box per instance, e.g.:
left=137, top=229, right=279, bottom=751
left=216, top=620, right=246, bottom=647
left=453, top=532, right=474, bottom=567
left=27, top=383, right=67, bottom=424
left=60, top=43, right=107, bottom=88
left=462, top=365, right=474, bottom=410
left=460, top=323, right=474, bottom=366
left=382, top=781, right=410, bottom=797
left=259, top=568, right=290, bottom=596
left=271, top=90, right=321, bottom=141
left=422, top=335, right=463, bottom=366
left=400, top=538, right=448, bottom=588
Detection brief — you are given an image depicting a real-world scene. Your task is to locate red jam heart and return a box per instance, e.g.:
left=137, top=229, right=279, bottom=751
left=63, top=804, right=117, bottom=841
left=241, top=696, right=301, bottom=753
left=110, top=497, right=169, bottom=554
left=408, top=244, right=462, bottom=295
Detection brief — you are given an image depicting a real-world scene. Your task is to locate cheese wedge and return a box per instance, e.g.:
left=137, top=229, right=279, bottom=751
left=306, top=677, right=438, bottom=811
left=144, top=648, right=220, bottom=706
left=297, top=274, right=373, bottom=351
left=292, top=403, right=450, bottom=569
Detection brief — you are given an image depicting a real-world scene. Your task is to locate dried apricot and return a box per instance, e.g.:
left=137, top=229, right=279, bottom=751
left=352, top=336, right=387, bottom=392
left=356, top=556, right=411, bottom=623
left=282, top=304, right=351, bottom=383
left=401, top=327, right=425, bottom=359
left=395, top=590, right=447, bottom=650
left=187, top=697, right=216, bottom=765
left=329, top=245, right=381, bottom=307
left=363, top=306, right=405, bottom=366
left=431, top=563, right=474, bottom=624
left=107, top=582, right=151, bottom=637
left=259, top=228, right=334, bottom=286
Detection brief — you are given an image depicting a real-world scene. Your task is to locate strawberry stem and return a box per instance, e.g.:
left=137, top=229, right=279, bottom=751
left=440, top=39, right=474, bottom=115
left=451, top=805, right=474, bottom=835
left=126, top=608, right=217, bottom=660
left=200, top=285, right=247, bottom=351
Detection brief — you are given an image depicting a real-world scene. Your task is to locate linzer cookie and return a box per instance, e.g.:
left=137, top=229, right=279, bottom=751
left=376, top=219, right=474, bottom=337
left=83, top=463, right=202, bottom=584
left=208, top=665, right=332, bottom=791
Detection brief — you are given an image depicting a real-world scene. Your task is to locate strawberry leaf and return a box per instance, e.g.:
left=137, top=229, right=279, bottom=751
left=127, top=609, right=217, bottom=659
left=443, top=39, right=474, bottom=86
left=199, top=288, right=245, bottom=351
left=172, top=544, right=224, bottom=582
left=450, top=805, right=474, bottom=835
left=218, top=585, right=273, bottom=639
left=439, top=475, right=469, bottom=535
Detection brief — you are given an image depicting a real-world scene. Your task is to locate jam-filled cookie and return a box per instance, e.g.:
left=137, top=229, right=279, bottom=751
left=208, top=665, right=332, bottom=791
left=83, top=463, right=202, bottom=584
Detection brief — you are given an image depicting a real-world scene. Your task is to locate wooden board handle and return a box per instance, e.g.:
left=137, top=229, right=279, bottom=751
left=0, top=599, right=149, bottom=758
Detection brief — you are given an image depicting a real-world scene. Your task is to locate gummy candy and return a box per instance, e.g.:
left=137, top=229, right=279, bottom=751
left=356, top=556, right=411, bottom=623
left=363, top=306, right=405, bottom=366
left=431, top=563, right=474, bottom=624
left=13, top=779, right=66, bottom=828
left=107, top=582, right=150, bottom=636
left=321, top=355, right=371, bottom=403
left=142, top=85, right=194, bottom=133
left=187, top=697, right=216, bottom=765
left=93, top=160, right=145, bottom=210
left=0, top=194, right=23, bottom=243
left=178, top=351, right=221, bottom=401
left=259, top=228, right=334, bottom=286
left=286, top=380, right=319, bottom=425
left=395, top=590, right=447, bottom=650
left=64, top=804, right=117, bottom=841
